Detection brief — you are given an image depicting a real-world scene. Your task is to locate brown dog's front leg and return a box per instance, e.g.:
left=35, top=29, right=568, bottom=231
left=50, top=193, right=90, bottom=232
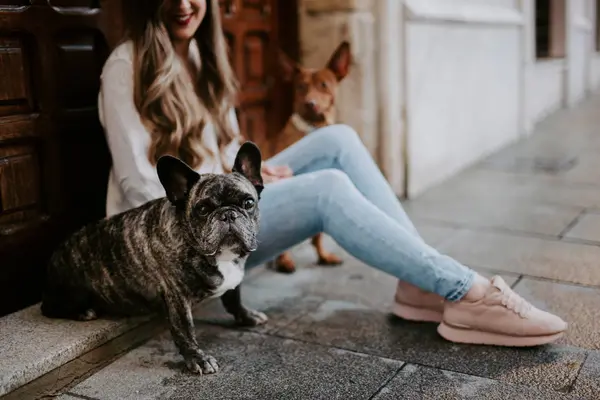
left=274, top=252, right=296, bottom=273
left=312, top=233, right=343, bottom=265
left=221, top=285, right=268, bottom=326
left=163, top=295, right=219, bottom=375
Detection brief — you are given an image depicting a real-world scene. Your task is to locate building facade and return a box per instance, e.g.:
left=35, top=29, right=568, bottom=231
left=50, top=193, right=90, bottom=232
left=299, top=0, right=600, bottom=197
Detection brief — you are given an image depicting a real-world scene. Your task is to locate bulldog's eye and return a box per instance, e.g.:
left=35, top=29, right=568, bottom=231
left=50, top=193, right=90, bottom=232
left=242, top=198, right=255, bottom=210
left=196, top=205, right=210, bottom=216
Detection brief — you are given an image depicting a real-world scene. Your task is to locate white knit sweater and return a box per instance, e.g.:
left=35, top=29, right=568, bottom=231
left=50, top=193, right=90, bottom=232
left=98, top=41, right=241, bottom=217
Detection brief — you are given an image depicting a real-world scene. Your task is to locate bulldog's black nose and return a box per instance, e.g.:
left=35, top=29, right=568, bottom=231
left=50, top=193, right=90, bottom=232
left=220, top=210, right=238, bottom=222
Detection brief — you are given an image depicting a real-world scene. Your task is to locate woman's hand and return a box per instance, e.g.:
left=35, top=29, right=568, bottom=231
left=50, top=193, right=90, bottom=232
left=261, top=163, right=293, bottom=184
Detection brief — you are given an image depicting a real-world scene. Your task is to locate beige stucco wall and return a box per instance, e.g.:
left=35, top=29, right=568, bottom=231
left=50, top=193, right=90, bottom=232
left=299, top=0, right=378, bottom=156
left=298, top=0, right=406, bottom=195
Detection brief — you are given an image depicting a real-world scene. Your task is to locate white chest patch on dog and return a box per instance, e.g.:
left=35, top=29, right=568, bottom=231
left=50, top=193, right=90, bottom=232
left=212, top=248, right=245, bottom=298
left=290, top=113, right=317, bottom=134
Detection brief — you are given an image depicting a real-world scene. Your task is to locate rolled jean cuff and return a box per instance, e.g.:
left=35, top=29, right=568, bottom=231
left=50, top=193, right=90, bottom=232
left=445, top=270, right=476, bottom=302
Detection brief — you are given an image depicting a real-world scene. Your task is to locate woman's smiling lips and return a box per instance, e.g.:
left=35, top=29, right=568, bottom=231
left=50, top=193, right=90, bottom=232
left=174, top=14, right=193, bottom=26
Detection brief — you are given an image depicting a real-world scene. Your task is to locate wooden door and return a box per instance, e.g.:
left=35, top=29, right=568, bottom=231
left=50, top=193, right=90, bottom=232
left=220, top=0, right=297, bottom=143
left=0, top=1, right=111, bottom=317
left=0, top=0, right=298, bottom=317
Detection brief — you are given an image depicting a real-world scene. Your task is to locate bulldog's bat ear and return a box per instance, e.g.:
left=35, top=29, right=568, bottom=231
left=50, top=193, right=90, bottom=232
left=157, top=155, right=200, bottom=206
left=233, top=141, right=264, bottom=194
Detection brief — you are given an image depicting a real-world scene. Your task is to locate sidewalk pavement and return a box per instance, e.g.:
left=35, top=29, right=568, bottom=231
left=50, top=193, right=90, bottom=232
left=58, top=95, right=600, bottom=399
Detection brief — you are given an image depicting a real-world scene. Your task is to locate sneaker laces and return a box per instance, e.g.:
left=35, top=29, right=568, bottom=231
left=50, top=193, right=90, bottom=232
left=492, top=277, right=533, bottom=318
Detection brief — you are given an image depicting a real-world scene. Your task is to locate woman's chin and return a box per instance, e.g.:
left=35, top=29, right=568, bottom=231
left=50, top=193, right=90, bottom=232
left=168, top=22, right=201, bottom=42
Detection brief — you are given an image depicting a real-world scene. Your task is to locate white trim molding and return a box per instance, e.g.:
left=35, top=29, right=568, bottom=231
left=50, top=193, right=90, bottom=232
left=573, top=16, right=593, bottom=32
left=405, top=0, right=524, bottom=26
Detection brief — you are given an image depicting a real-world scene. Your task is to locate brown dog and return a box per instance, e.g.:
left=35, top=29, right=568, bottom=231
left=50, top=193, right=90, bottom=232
left=262, top=41, right=352, bottom=273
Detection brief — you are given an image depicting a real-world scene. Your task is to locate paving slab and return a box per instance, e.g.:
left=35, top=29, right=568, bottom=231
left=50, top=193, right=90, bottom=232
left=193, top=269, right=326, bottom=334
left=479, top=149, right=600, bottom=189
left=513, top=279, right=600, bottom=350
left=571, top=351, right=600, bottom=399
left=405, top=192, right=580, bottom=236
left=474, top=95, right=600, bottom=167
left=412, top=221, right=462, bottom=248
left=561, top=153, right=600, bottom=186
left=438, top=229, right=600, bottom=286
left=373, top=364, right=570, bottom=400
left=480, top=153, right=578, bottom=175
left=563, top=213, right=600, bottom=243
left=64, top=325, right=403, bottom=400
left=409, top=168, right=600, bottom=210
left=274, top=303, right=586, bottom=391
left=476, top=129, right=587, bottom=176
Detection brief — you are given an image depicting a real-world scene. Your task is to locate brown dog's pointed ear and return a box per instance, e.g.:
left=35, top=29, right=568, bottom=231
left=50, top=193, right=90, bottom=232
left=326, top=41, right=352, bottom=81
left=279, top=50, right=300, bottom=82
left=233, top=141, right=264, bottom=194
left=157, top=155, right=200, bottom=206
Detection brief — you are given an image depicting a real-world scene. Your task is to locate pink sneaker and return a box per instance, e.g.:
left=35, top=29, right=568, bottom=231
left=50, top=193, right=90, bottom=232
left=392, top=281, right=445, bottom=323
left=438, top=276, right=568, bottom=346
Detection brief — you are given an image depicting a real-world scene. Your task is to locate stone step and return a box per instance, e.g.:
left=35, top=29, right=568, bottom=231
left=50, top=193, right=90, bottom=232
left=0, top=266, right=268, bottom=399
left=0, top=304, right=155, bottom=399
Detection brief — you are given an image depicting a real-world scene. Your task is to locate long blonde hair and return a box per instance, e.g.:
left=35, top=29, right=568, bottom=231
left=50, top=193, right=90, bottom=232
left=121, top=0, right=238, bottom=170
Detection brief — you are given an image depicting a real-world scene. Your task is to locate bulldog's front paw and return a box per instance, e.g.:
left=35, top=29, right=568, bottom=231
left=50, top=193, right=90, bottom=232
left=185, top=352, right=219, bottom=375
left=236, top=308, right=268, bottom=327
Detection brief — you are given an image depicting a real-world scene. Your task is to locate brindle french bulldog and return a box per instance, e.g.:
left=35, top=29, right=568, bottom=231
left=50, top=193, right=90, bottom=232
left=41, top=141, right=266, bottom=375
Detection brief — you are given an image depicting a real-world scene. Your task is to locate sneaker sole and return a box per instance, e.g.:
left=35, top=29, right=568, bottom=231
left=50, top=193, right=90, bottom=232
left=392, top=302, right=443, bottom=323
left=438, top=322, right=565, bottom=347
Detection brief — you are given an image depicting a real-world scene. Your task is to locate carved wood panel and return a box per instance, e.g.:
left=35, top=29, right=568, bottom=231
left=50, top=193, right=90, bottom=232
left=0, top=1, right=110, bottom=316
left=221, top=0, right=278, bottom=144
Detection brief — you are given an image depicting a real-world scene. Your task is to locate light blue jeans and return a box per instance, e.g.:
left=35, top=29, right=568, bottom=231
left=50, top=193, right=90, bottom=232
left=246, top=125, right=476, bottom=301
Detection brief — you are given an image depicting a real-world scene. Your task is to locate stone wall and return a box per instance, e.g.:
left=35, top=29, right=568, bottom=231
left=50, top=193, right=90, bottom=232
left=299, top=0, right=379, bottom=158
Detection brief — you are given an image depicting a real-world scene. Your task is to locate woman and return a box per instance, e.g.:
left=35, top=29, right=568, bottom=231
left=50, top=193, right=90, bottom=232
left=99, top=0, right=567, bottom=347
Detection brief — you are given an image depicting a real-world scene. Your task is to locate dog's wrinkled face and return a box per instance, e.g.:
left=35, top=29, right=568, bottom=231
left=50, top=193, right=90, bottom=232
left=280, top=41, right=352, bottom=124
left=185, top=173, right=260, bottom=255
left=157, top=142, right=264, bottom=257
